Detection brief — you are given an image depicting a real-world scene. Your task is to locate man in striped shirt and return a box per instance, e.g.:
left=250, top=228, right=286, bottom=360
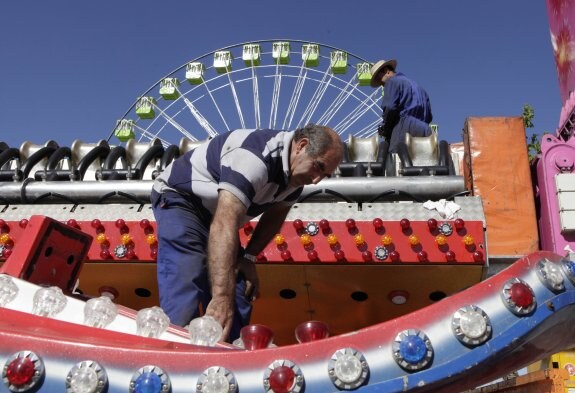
left=151, top=124, right=344, bottom=341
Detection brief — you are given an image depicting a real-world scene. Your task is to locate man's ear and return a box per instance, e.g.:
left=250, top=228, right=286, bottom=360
left=295, top=137, right=309, bottom=153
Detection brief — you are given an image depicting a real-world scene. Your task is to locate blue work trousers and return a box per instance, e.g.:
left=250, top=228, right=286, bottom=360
left=151, top=190, right=252, bottom=341
left=389, top=116, right=433, bottom=153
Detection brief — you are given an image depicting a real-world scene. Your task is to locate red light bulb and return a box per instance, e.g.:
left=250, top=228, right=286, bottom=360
left=19, top=219, right=28, bottom=228
left=307, top=250, right=318, bottom=261
left=509, top=282, right=534, bottom=308
left=362, top=250, right=372, bottom=261
left=473, top=250, right=484, bottom=262
left=295, top=320, right=330, bottom=343
left=334, top=250, right=345, bottom=260
left=445, top=250, right=456, bottom=262
left=91, top=219, right=102, bottom=229
left=373, top=218, right=384, bottom=230
left=417, top=250, right=428, bottom=262
left=139, top=219, right=150, bottom=229
left=0, top=219, right=6, bottom=228
left=427, top=218, right=438, bottom=231
left=400, top=218, right=410, bottom=230
left=454, top=218, right=465, bottom=230
left=389, top=250, right=400, bottom=262
left=280, top=250, right=292, bottom=260
left=345, top=218, right=356, bottom=229
left=67, top=219, right=79, bottom=228
left=240, top=324, right=274, bottom=350
left=115, top=219, right=126, bottom=229
left=150, top=248, right=158, bottom=259
left=100, top=249, right=111, bottom=259
left=293, top=219, right=304, bottom=230
left=5, top=356, right=36, bottom=386
left=125, top=248, right=136, bottom=259
left=319, top=219, right=330, bottom=230
left=2, top=248, right=13, bottom=259
left=268, top=366, right=295, bottom=393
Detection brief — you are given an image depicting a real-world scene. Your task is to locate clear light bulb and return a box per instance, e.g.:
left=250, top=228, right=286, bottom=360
left=67, top=363, right=99, bottom=393
left=201, top=373, right=230, bottom=393
left=459, top=311, right=487, bottom=339
left=136, top=306, right=170, bottom=338
left=334, top=353, right=363, bottom=384
left=188, top=316, right=223, bottom=346
left=84, top=296, right=118, bottom=328
left=32, top=286, right=67, bottom=317
left=0, top=275, right=18, bottom=307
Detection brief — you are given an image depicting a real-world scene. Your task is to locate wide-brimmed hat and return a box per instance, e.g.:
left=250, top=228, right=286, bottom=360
left=370, top=59, right=397, bottom=87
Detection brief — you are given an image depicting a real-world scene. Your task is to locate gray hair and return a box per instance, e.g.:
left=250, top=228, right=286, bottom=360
left=293, top=124, right=339, bottom=157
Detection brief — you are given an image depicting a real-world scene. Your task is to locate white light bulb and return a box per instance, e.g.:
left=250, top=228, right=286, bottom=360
left=32, top=286, right=67, bottom=317
left=334, top=353, right=363, bottom=384
left=201, top=373, right=230, bottom=393
left=188, top=316, right=223, bottom=346
left=136, top=306, right=170, bottom=338
left=543, top=263, right=563, bottom=287
left=68, top=364, right=99, bottom=393
left=459, top=311, right=487, bottom=339
left=0, top=275, right=18, bottom=307
left=84, top=296, right=118, bottom=328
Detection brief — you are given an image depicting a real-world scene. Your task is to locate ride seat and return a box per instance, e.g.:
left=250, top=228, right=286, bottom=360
left=0, top=141, right=59, bottom=182
left=98, top=139, right=164, bottom=180
left=33, top=140, right=111, bottom=181
left=396, top=130, right=452, bottom=176
left=338, top=135, right=388, bottom=177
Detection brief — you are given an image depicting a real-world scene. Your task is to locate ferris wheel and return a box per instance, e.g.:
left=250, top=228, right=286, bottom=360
left=110, top=39, right=383, bottom=146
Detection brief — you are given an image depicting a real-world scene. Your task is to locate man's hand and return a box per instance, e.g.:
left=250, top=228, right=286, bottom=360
left=237, top=257, right=260, bottom=301
left=204, top=294, right=234, bottom=342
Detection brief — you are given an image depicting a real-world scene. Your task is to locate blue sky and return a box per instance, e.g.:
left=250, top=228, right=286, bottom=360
left=0, top=0, right=560, bottom=148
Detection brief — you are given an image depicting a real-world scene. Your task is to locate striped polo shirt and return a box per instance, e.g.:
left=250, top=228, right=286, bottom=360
left=153, top=129, right=302, bottom=224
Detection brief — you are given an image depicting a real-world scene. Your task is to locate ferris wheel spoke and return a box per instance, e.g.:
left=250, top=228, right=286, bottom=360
left=269, top=63, right=283, bottom=129
left=316, top=74, right=357, bottom=126
left=250, top=66, right=261, bottom=129
left=298, top=72, right=332, bottom=128
left=198, top=82, right=231, bottom=132
left=355, top=119, right=382, bottom=138
left=149, top=101, right=198, bottom=141
left=134, top=123, right=171, bottom=146
left=334, top=89, right=382, bottom=135
left=226, top=73, right=246, bottom=129
left=334, top=91, right=380, bottom=134
left=282, top=64, right=308, bottom=130
left=182, top=97, right=217, bottom=139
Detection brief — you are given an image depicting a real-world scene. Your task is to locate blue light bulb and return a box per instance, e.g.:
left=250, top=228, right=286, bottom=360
left=134, top=371, right=162, bottom=393
left=399, top=335, right=427, bottom=364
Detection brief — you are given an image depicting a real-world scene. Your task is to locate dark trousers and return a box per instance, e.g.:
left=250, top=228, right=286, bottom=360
left=388, top=116, right=433, bottom=153
left=151, top=190, right=252, bottom=341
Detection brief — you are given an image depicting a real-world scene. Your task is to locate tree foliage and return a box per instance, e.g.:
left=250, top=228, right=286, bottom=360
left=522, top=103, right=544, bottom=161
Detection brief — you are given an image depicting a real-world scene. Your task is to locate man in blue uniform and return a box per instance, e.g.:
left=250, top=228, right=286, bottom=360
left=151, top=124, right=344, bottom=341
left=370, top=59, right=433, bottom=152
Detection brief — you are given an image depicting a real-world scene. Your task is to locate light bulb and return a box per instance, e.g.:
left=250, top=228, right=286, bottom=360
left=0, top=275, right=18, bottom=307
left=136, top=306, right=170, bottom=338
left=84, top=296, right=118, bottom=328
left=188, top=315, right=223, bottom=346
left=32, top=286, right=67, bottom=317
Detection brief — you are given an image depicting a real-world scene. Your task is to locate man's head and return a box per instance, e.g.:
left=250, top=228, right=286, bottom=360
left=370, top=59, right=398, bottom=87
left=289, top=124, right=344, bottom=187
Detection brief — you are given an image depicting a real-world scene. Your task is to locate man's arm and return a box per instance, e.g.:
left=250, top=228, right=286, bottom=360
left=204, top=189, right=247, bottom=341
